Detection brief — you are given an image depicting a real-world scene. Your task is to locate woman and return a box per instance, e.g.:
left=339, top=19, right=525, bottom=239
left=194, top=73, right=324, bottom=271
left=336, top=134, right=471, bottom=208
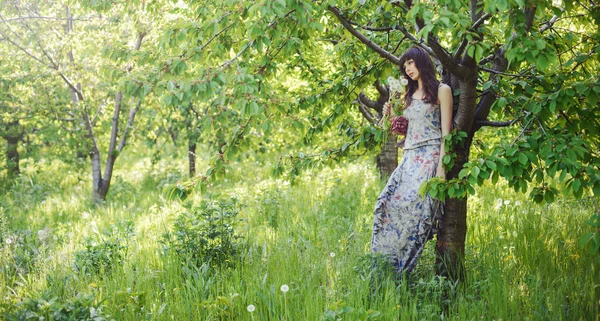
left=371, top=46, right=453, bottom=273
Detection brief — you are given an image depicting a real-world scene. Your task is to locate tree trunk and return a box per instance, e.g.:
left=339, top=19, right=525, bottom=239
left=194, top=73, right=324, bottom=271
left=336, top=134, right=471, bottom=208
left=435, top=152, right=469, bottom=280
left=435, top=131, right=472, bottom=280
left=376, top=131, right=398, bottom=178
left=6, top=136, right=20, bottom=179
left=3, top=120, right=23, bottom=180
left=189, top=140, right=197, bottom=177
left=90, top=147, right=106, bottom=202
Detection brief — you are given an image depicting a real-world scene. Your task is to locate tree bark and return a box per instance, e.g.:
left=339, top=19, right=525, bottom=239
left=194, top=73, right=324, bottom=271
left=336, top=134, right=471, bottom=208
left=4, top=121, right=23, bottom=180
left=189, top=140, right=197, bottom=177
left=90, top=144, right=104, bottom=201
left=435, top=144, right=470, bottom=280
left=376, top=131, right=398, bottom=178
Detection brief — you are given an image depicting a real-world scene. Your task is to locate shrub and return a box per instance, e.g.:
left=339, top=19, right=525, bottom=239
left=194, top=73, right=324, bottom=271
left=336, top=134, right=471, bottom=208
left=74, top=220, right=134, bottom=276
left=162, top=197, right=244, bottom=268
left=4, top=292, right=113, bottom=321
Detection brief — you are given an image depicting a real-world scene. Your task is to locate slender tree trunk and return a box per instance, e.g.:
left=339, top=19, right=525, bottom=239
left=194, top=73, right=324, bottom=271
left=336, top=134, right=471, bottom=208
left=90, top=146, right=105, bottom=202
left=189, top=141, right=197, bottom=177
left=169, top=127, right=179, bottom=147
left=376, top=131, right=398, bottom=178
left=4, top=121, right=23, bottom=180
left=6, top=137, right=20, bottom=179
left=3, top=120, right=24, bottom=180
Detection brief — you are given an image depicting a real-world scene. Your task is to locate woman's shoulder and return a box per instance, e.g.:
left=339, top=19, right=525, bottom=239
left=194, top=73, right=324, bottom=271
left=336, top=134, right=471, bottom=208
left=437, top=83, right=451, bottom=94
left=436, top=83, right=452, bottom=106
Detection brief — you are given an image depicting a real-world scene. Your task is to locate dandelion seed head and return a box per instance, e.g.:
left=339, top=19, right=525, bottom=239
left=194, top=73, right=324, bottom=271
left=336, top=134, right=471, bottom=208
left=330, top=252, right=335, bottom=258
left=515, top=201, right=521, bottom=206
left=280, top=284, right=289, bottom=293
left=247, top=304, right=255, bottom=312
left=504, top=200, right=511, bottom=205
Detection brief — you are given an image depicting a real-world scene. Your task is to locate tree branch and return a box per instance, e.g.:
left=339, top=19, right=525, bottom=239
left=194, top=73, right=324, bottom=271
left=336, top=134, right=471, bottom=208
left=454, top=13, right=492, bottom=60
left=106, top=92, right=122, bottom=166
left=475, top=119, right=516, bottom=128
left=428, top=36, right=472, bottom=79
left=118, top=100, right=141, bottom=151
left=524, top=1, right=537, bottom=31
left=374, top=79, right=389, bottom=99
left=470, top=0, right=482, bottom=22
left=346, top=18, right=432, bottom=56
left=0, top=16, right=94, bottom=23
left=82, top=105, right=99, bottom=154
left=217, top=40, right=254, bottom=71
left=480, top=67, right=522, bottom=77
left=328, top=6, right=402, bottom=66
left=474, top=4, right=539, bottom=126
left=357, top=101, right=376, bottom=124
left=358, top=91, right=378, bottom=110
left=58, top=73, right=84, bottom=101
left=539, top=15, right=558, bottom=33
left=0, top=29, right=53, bottom=68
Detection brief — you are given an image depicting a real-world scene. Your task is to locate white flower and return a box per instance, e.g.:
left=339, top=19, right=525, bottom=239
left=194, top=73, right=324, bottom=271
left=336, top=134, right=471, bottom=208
left=247, top=304, right=256, bottom=312
left=401, top=78, right=409, bottom=86
left=38, top=228, right=51, bottom=243
left=5, top=237, right=12, bottom=245
left=494, top=198, right=503, bottom=210
left=387, top=76, right=406, bottom=95
left=504, top=200, right=511, bottom=205
left=515, top=201, right=521, bottom=206
left=90, top=221, right=99, bottom=234
left=329, top=252, right=336, bottom=258
left=280, top=284, right=289, bottom=293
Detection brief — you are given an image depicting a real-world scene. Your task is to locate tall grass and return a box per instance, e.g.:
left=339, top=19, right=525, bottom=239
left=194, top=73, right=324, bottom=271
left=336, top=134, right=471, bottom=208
left=0, top=149, right=598, bottom=320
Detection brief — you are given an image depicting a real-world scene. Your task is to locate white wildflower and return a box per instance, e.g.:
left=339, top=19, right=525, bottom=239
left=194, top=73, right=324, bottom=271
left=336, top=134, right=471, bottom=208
left=37, top=227, right=52, bottom=243
left=5, top=237, right=12, bottom=245
left=495, top=198, right=503, bottom=210
left=330, top=252, right=336, bottom=258
left=247, top=304, right=256, bottom=312
left=515, top=201, right=521, bottom=206
left=90, top=220, right=99, bottom=234
left=387, top=76, right=406, bottom=94
left=401, top=78, right=409, bottom=86
left=504, top=200, right=511, bottom=205
left=280, top=284, right=289, bottom=293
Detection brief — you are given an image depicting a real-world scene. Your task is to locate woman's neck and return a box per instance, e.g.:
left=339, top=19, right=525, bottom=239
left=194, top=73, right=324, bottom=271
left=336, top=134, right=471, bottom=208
left=413, top=79, right=425, bottom=99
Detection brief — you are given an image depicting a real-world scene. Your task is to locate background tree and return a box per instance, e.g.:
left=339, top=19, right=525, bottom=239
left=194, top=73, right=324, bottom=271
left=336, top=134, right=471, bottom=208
left=0, top=1, right=156, bottom=201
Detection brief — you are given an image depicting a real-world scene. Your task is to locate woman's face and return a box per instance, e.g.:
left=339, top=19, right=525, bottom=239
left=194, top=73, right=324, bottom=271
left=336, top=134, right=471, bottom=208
left=403, top=59, right=420, bottom=81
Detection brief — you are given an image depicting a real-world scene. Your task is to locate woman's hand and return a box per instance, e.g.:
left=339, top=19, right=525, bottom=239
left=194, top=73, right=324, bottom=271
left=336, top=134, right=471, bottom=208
left=382, top=102, right=392, bottom=117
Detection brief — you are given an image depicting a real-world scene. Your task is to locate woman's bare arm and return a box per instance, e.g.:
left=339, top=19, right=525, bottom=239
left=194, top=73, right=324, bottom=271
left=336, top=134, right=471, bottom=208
left=437, top=84, right=453, bottom=178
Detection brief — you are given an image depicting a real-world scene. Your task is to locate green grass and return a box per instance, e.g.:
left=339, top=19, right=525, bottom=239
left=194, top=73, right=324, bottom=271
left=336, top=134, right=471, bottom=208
left=0, top=149, right=598, bottom=321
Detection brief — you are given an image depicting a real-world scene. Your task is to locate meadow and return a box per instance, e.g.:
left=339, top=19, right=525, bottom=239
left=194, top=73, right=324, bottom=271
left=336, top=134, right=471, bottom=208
left=0, top=147, right=598, bottom=321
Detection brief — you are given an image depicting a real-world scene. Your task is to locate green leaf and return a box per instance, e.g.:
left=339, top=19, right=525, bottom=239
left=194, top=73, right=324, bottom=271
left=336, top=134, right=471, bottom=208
left=472, top=166, right=481, bottom=178
left=518, top=153, right=528, bottom=165
left=536, top=54, right=549, bottom=71
left=572, top=179, right=582, bottom=193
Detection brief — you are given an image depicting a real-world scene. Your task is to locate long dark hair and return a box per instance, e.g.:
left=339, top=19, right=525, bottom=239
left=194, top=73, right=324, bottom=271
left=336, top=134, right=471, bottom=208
left=399, top=46, right=439, bottom=108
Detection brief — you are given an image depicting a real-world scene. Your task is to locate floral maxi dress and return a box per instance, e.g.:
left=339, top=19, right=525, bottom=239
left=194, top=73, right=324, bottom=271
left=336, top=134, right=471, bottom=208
left=371, top=98, right=443, bottom=273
